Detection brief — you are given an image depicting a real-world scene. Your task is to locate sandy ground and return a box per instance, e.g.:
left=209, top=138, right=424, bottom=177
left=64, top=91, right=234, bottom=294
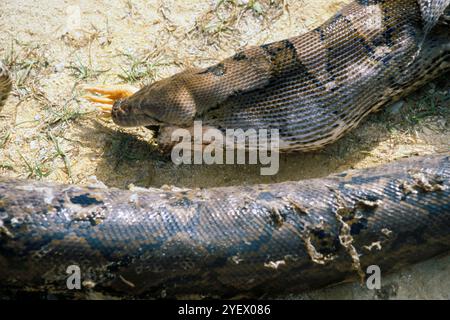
left=0, top=0, right=449, bottom=299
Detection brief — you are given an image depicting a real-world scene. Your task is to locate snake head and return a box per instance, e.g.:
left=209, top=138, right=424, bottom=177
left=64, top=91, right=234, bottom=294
left=111, top=70, right=200, bottom=128
left=111, top=97, right=164, bottom=127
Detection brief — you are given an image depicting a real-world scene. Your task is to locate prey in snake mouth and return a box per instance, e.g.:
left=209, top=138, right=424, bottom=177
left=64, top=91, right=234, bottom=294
left=84, top=85, right=162, bottom=127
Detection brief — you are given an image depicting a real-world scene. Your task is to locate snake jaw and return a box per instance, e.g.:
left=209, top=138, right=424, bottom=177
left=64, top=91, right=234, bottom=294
left=83, top=84, right=166, bottom=126
left=111, top=98, right=163, bottom=127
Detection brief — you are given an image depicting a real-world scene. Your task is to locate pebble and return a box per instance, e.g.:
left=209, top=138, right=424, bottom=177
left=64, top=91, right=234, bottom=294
left=98, top=36, right=111, bottom=46
left=54, top=62, right=65, bottom=73
left=387, top=100, right=405, bottom=115
left=29, top=140, right=38, bottom=150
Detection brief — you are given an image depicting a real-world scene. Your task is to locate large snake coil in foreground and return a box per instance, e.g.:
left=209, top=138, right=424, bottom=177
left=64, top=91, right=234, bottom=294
left=0, top=155, right=449, bottom=298
left=0, top=0, right=449, bottom=298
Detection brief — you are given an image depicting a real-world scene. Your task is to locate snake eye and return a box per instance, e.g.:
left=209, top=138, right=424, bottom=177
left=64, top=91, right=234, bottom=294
left=112, top=99, right=130, bottom=116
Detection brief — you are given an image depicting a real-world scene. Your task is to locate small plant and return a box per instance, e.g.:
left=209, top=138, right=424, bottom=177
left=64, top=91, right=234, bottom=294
left=68, top=55, right=109, bottom=80
left=0, top=131, right=10, bottom=149
left=117, top=51, right=166, bottom=84
left=3, top=40, right=50, bottom=95
left=18, top=151, right=52, bottom=179
left=48, top=131, right=74, bottom=182
left=44, top=101, right=93, bottom=128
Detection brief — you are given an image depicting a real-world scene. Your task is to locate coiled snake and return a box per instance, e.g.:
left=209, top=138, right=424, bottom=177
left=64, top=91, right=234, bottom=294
left=0, top=0, right=449, bottom=298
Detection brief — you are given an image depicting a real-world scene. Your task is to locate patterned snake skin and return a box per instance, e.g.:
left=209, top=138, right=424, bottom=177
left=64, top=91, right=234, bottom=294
left=0, top=0, right=449, bottom=299
left=0, top=155, right=449, bottom=298
left=111, top=0, right=450, bottom=151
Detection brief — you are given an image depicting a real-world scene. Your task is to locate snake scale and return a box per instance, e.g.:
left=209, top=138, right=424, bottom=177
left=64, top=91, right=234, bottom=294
left=0, top=0, right=449, bottom=299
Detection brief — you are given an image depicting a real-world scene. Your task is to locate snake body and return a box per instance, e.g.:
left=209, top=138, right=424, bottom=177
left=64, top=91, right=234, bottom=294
left=0, top=155, right=449, bottom=298
left=111, top=0, right=450, bottom=151
left=0, top=0, right=449, bottom=299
